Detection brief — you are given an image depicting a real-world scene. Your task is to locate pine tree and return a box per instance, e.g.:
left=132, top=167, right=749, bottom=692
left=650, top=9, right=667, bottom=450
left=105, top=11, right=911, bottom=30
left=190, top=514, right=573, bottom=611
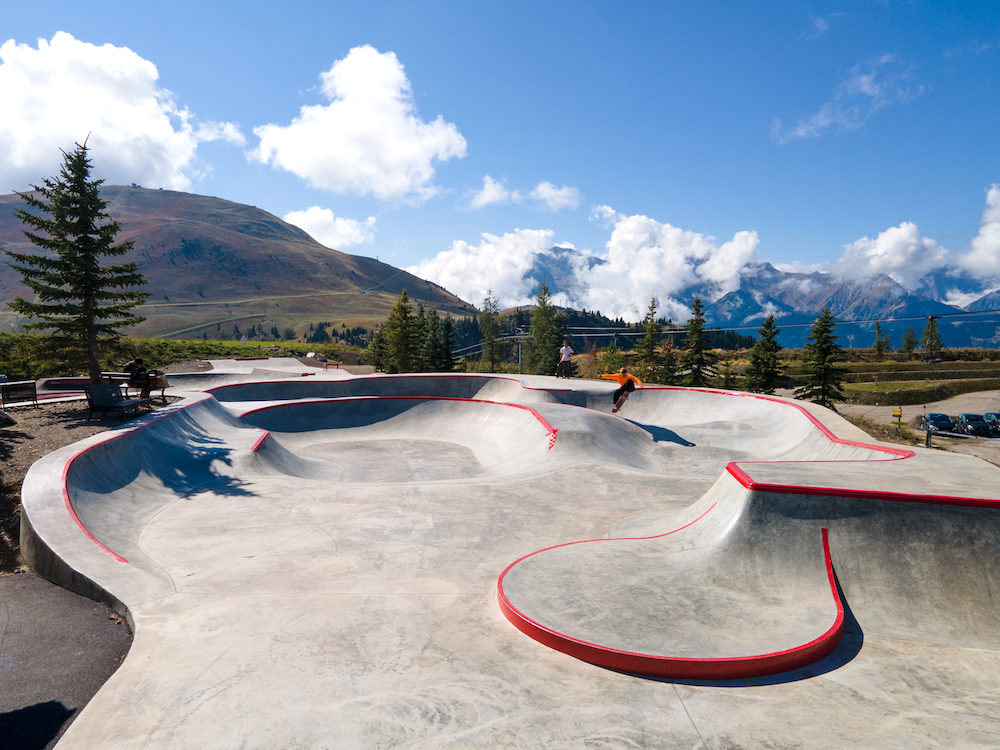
left=794, top=305, right=845, bottom=410
left=744, top=314, right=783, bottom=394
left=872, top=320, right=890, bottom=361
left=901, top=326, right=917, bottom=360
left=385, top=289, right=416, bottom=373
left=480, top=289, right=502, bottom=372
left=439, top=316, right=456, bottom=371
left=681, top=296, right=711, bottom=387
left=413, top=303, right=428, bottom=371
left=635, top=297, right=663, bottom=383
left=598, top=341, right=624, bottom=374
left=525, top=282, right=562, bottom=375
left=921, top=315, right=943, bottom=361
left=6, top=141, right=149, bottom=382
left=366, top=326, right=389, bottom=371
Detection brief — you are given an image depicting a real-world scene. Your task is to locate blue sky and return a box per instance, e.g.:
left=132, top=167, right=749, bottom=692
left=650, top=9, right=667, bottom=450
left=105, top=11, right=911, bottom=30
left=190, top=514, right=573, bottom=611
left=2, top=1, right=998, bottom=319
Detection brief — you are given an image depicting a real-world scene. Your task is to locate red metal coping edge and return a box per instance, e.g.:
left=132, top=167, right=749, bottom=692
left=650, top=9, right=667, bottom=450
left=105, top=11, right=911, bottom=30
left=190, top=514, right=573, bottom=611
left=237, top=395, right=560, bottom=449
left=58, top=393, right=218, bottom=564
left=497, top=526, right=843, bottom=680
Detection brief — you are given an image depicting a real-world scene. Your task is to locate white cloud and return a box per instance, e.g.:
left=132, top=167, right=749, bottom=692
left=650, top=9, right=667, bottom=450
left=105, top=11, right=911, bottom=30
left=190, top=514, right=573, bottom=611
left=530, top=182, right=582, bottom=211
left=590, top=204, right=624, bottom=227
left=410, top=209, right=759, bottom=322
left=802, top=13, right=842, bottom=39
left=957, top=184, right=1000, bottom=279
left=468, top=175, right=522, bottom=209
left=0, top=32, right=243, bottom=192
left=772, top=54, right=924, bottom=144
left=832, top=221, right=949, bottom=290
left=283, top=206, right=376, bottom=249
left=407, top=229, right=554, bottom=307
left=250, top=45, right=467, bottom=203
left=576, top=212, right=760, bottom=322
left=944, top=286, right=1000, bottom=308
left=772, top=261, right=827, bottom=274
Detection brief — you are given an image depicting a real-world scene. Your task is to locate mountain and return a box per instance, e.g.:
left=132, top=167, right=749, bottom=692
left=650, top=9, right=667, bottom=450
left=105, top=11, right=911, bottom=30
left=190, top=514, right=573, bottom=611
left=703, top=262, right=998, bottom=348
left=0, top=186, right=476, bottom=339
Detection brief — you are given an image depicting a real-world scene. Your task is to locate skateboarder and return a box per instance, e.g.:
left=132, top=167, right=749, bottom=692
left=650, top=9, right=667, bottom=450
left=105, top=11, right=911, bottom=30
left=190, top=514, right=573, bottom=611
left=557, top=340, right=574, bottom=378
left=601, top=368, right=643, bottom=412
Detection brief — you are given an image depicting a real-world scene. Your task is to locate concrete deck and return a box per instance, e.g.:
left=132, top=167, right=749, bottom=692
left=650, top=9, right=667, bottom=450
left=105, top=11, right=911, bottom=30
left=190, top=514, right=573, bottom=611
left=18, top=370, right=1000, bottom=748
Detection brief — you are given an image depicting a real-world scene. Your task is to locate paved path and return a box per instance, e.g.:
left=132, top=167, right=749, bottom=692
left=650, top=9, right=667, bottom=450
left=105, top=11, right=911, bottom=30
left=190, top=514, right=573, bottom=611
left=16, top=373, right=1000, bottom=748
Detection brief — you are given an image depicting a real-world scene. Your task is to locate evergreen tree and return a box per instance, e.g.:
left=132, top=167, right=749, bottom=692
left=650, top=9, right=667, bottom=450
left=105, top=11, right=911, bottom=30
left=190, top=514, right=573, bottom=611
left=366, top=326, right=389, bottom=371
left=413, top=303, right=428, bottom=371
left=6, top=142, right=149, bottom=382
left=480, top=289, right=502, bottom=372
left=635, top=297, right=664, bottom=383
left=598, top=341, right=625, bottom=374
left=921, top=315, right=944, bottom=360
left=419, top=306, right=443, bottom=372
left=901, top=326, right=918, bottom=360
left=681, top=296, right=711, bottom=386
left=658, top=339, right=678, bottom=385
left=872, top=320, right=890, bottom=361
left=525, top=282, right=562, bottom=375
left=385, top=289, right=416, bottom=373
left=439, top=316, right=456, bottom=371
left=794, top=305, right=845, bottom=410
left=744, top=314, right=783, bottom=394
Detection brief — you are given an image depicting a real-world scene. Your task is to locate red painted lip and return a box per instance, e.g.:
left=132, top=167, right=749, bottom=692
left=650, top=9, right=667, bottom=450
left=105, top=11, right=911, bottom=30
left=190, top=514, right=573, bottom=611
left=497, top=526, right=843, bottom=680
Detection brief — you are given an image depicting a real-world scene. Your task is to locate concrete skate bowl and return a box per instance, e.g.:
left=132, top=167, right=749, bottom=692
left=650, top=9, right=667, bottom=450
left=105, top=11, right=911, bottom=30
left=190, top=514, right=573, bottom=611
left=18, top=375, right=1000, bottom=703
left=498, top=386, right=1000, bottom=681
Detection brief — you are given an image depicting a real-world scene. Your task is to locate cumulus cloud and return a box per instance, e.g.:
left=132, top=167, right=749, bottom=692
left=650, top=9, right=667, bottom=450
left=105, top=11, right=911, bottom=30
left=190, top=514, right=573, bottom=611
left=832, top=221, right=949, bottom=290
left=468, top=175, right=522, bottom=209
left=406, top=229, right=555, bottom=307
left=0, top=32, right=244, bottom=192
left=957, top=184, right=1000, bottom=279
left=283, top=206, right=376, bottom=249
left=251, top=45, right=467, bottom=203
left=530, top=182, right=582, bottom=211
left=410, top=209, right=760, bottom=321
left=578, top=212, right=760, bottom=321
left=772, top=54, right=924, bottom=144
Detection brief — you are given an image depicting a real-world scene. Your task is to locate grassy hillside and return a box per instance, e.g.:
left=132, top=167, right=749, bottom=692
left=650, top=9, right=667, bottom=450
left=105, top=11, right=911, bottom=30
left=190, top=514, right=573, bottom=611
left=0, top=186, right=477, bottom=339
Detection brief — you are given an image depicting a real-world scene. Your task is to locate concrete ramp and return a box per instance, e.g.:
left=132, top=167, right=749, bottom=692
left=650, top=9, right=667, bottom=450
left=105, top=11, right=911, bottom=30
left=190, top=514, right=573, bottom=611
left=17, top=375, right=1000, bottom=749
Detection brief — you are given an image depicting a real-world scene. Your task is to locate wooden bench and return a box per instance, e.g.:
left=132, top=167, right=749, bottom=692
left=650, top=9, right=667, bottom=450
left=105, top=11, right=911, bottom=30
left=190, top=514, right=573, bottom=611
left=103, top=371, right=170, bottom=402
left=0, top=380, right=38, bottom=409
left=85, top=384, right=150, bottom=420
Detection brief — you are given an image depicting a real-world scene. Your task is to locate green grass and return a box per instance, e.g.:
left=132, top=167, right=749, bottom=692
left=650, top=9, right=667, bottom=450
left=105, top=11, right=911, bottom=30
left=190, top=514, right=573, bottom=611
left=842, top=381, right=943, bottom=393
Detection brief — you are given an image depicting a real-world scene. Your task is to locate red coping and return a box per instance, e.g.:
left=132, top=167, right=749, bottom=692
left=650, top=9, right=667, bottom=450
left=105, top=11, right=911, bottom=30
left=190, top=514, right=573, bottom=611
left=498, top=525, right=844, bottom=680
left=57, top=393, right=218, bottom=563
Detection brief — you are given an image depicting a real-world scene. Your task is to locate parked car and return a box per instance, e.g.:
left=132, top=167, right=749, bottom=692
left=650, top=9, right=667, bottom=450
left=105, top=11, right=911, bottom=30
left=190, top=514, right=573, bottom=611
left=921, top=413, right=956, bottom=433
left=955, top=413, right=994, bottom=437
left=983, top=412, right=1000, bottom=435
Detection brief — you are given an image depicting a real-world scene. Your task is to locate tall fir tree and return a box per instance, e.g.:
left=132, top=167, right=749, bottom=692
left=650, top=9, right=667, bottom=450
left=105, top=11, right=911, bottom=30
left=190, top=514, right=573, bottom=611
left=744, top=314, right=783, bottom=394
left=6, top=142, right=149, bottom=382
left=901, top=326, right=918, bottom=359
left=635, top=297, right=664, bottom=383
left=480, top=289, right=502, bottom=372
left=385, top=289, right=416, bottom=373
left=525, top=282, right=562, bottom=375
left=681, top=296, right=711, bottom=386
left=794, top=305, right=845, bottom=410
left=438, top=316, right=456, bottom=371
left=872, top=320, right=890, bottom=361
left=921, top=315, right=944, bottom=360
left=365, top=326, right=389, bottom=371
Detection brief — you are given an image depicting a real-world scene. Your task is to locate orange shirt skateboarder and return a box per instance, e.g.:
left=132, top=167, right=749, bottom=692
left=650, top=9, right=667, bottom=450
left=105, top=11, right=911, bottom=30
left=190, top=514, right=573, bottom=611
left=601, top=368, right=643, bottom=412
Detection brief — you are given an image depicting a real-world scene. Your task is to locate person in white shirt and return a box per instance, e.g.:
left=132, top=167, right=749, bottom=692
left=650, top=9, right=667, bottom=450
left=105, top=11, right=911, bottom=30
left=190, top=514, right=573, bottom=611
left=557, top=340, right=574, bottom=378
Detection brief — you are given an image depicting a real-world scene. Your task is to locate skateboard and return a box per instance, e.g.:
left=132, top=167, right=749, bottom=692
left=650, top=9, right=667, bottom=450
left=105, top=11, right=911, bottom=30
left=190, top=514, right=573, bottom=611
left=612, top=391, right=629, bottom=413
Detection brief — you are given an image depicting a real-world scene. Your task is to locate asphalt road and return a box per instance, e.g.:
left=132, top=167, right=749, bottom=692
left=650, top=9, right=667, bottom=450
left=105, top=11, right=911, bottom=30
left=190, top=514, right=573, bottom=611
left=0, top=572, right=132, bottom=750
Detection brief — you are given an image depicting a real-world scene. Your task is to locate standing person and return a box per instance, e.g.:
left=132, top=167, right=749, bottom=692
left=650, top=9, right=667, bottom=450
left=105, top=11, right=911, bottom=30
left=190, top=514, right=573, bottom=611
left=557, top=340, right=575, bottom=378
left=601, top=367, right=643, bottom=412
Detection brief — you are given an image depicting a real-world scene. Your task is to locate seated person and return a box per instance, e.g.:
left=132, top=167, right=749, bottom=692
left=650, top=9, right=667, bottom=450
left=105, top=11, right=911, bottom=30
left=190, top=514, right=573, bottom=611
left=126, top=357, right=151, bottom=400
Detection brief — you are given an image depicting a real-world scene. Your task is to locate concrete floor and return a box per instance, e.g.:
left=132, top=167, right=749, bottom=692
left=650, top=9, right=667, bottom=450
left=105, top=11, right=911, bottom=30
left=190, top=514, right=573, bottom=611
left=18, top=365, right=1000, bottom=749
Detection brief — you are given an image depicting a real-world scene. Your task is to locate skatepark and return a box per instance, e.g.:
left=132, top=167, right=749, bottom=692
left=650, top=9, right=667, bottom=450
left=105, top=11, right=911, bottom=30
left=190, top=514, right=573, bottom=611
left=19, top=360, right=1000, bottom=748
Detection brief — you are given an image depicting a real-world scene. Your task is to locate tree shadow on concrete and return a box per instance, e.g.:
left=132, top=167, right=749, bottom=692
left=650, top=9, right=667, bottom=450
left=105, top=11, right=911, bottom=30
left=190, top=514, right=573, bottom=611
left=0, top=700, right=74, bottom=750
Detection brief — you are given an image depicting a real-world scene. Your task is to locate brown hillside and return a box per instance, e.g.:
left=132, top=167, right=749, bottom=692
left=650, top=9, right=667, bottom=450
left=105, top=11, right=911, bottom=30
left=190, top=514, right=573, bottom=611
left=0, top=186, right=476, bottom=338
